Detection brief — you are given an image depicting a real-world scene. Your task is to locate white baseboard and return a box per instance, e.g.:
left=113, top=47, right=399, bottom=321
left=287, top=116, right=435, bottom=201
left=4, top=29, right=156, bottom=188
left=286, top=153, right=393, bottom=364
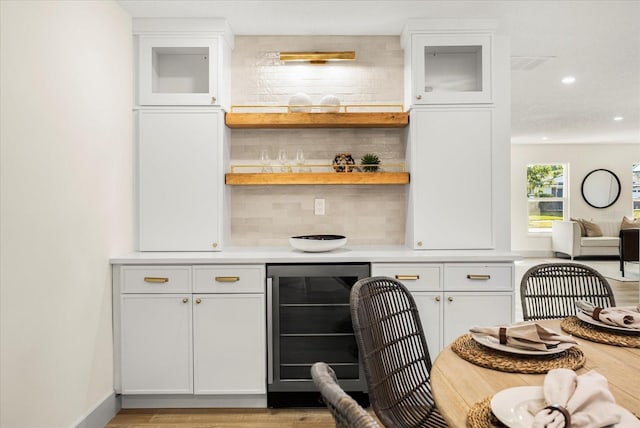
left=513, top=250, right=555, bottom=258
left=121, top=394, right=267, bottom=409
left=73, top=391, right=121, bottom=428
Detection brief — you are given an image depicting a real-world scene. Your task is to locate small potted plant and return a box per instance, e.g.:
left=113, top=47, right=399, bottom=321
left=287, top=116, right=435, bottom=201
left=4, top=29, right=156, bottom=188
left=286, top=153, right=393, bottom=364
left=360, top=153, right=381, bottom=172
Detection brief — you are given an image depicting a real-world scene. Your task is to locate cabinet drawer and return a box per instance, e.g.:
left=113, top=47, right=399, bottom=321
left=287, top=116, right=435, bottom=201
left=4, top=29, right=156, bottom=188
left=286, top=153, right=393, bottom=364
left=371, top=263, right=443, bottom=291
left=444, top=264, right=513, bottom=291
left=121, top=266, right=191, bottom=294
left=193, top=265, right=265, bottom=293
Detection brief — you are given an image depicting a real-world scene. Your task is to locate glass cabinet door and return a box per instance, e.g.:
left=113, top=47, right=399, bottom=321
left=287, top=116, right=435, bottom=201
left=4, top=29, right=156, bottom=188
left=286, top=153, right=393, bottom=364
left=138, top=36, right=219, bottom=106
left=412, top=34, right=492, bottom=104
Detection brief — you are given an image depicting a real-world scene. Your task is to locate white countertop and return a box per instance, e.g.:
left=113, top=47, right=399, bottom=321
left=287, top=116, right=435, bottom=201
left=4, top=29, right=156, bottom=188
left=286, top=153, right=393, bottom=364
left=110, top=246, right=522, bottom=264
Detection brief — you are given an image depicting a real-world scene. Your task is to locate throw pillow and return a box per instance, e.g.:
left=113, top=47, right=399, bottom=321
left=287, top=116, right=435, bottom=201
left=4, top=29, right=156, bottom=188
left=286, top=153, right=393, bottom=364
left=570, top=217, right=586, bottom=236
left=621, top=216, right=640, bottom=229
left=581, top=219, right=603, bottom=237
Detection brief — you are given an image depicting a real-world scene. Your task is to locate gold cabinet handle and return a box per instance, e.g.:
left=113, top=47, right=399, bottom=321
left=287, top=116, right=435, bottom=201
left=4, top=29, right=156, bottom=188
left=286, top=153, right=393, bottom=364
left=416, top=94, right=422, bottom=100
left=447, top=296, right=454, bottom=302
left=144, top=277, right=169, bottom=283
left=182, top=298, right=189, bottom=303
left=395, top=275, right=420, bottom=281
left=196, top=298, right=202, bottom=304
left=435, top=296, right=441, bottom=302
left=467, top=274, right=491, bottom=280
left=215, top=276, right=240, bottom=282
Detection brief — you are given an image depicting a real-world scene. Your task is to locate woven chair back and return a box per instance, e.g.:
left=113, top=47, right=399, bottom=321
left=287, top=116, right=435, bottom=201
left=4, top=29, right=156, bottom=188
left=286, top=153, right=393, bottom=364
left=310, top=362, right=380, bottom=428
left=350, top=276, right=448, bottom=428
left=520, top=263, right=616, bottom=321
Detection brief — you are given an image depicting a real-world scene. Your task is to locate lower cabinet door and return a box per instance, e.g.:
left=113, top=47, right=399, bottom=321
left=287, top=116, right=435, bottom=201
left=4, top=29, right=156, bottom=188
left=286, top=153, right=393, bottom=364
left=443, top=292, right=513, bottom=347
left=193, top=294, right=266, bottom=394
left=412, top=292, right=443, bottom=362
left=120, top=294, right=193, bottom=394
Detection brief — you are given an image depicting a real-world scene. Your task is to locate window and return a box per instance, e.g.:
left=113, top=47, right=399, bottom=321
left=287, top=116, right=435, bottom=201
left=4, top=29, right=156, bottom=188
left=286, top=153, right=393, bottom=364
left=633, top=163, right=640, bottom=219
left=527, top=164, right=567, bottom=232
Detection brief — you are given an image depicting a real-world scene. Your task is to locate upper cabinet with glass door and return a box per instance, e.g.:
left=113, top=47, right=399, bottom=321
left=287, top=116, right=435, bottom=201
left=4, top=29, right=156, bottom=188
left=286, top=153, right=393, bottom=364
left=401, top=20, right=495, bottom=105
left=133, top=19, right=234, bottom=108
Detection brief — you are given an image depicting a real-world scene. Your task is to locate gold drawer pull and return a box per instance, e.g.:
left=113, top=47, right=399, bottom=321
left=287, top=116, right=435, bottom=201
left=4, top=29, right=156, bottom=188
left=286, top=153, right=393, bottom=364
left=467, top=274, right=491, bottom=280
left=215, top=276, right=240, bottom=282
left=144, top=277, right=169, bottom=283
left=395, top=275, right=420, bottom=281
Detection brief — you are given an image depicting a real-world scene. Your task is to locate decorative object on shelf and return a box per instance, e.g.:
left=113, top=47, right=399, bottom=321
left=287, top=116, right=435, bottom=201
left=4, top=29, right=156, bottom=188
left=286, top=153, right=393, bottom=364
left=288, top=93, right=313, bottom=112
left=289, top=235, right=347, bottom=252
left=319, top=94, right=341, bottom=112
left=333, top=153, right=356, bottom=172
left=360, top=153, right=381, bottom=172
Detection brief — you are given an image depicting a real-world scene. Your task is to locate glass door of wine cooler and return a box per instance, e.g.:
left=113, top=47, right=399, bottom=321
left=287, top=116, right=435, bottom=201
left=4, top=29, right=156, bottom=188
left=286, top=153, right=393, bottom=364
left=266, top=263, right=369, bottom=405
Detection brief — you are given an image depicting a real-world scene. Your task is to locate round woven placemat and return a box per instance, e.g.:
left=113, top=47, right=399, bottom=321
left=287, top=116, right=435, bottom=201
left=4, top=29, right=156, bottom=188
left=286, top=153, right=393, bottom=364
left=561, top=316, right=640, bottom=348
left=451, top=334, right=585, bottom=373
left=467, top=396, right=507, bottom=428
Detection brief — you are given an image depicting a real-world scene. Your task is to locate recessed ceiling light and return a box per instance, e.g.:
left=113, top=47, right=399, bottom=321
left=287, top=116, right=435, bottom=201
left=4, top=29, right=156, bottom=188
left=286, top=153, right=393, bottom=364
left=541, top=136, right=549, bottom=141
left=613, top=116, right=624, bottom=121
left=561, top=76, right=576, bottom=85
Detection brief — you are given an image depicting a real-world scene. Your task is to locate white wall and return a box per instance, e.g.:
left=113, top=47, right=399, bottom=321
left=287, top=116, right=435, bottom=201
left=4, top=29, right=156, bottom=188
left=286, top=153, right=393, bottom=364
left=230, top=36, right=407, bottom=246
left=511, top=143, right=640, bottom=256
left=0, top=2, right=133, bottom=427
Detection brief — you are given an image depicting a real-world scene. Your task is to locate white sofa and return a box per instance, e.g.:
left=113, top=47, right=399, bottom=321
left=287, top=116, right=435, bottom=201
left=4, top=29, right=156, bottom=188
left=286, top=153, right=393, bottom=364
left=551, top=220, right=621, bottom=259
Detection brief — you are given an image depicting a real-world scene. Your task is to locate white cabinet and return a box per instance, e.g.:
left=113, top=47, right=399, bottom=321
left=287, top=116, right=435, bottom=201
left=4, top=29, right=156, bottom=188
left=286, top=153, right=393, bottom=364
left=401, top=20, right=494, bottom=106
left=371, top=262, right=514, bottom=360
left=114, top=264, right=266, bottom=400
left=370, top=263, right=443, bottom=357
left=406, top=108, right=493, bottom=250
left=134, top=19, right=233, bottom=107
left=137, top=109, right=227, bottom=251
left=193, top=294, right=265, bottom=394
left=120, top=294, right=193, bottom=394
left=442, top=291, right=512, bottom=346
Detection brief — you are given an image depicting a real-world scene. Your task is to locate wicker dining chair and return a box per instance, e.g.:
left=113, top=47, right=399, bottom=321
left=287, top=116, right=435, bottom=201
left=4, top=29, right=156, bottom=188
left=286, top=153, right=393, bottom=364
left=350, top=276, right=448, bottom=428
left=520, top=263, right=616, bottom=321
left=310, top=362, right=381, bottom=428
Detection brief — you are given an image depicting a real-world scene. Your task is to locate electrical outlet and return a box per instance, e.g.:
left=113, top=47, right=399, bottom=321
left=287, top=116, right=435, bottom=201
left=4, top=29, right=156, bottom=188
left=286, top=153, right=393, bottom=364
left=314, top=198, right=325, bottom=215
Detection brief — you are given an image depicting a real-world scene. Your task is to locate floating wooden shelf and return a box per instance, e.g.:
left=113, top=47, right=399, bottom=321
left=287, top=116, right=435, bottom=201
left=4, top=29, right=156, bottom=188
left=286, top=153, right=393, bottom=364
left=225, top=112, right=409, bottom=129
left=225, top=172, right=410, bottom=185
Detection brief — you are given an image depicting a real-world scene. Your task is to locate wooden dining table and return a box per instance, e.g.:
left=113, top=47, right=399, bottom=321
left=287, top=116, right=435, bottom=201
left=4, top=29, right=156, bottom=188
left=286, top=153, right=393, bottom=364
left=430, top=318, right=640, bottom=427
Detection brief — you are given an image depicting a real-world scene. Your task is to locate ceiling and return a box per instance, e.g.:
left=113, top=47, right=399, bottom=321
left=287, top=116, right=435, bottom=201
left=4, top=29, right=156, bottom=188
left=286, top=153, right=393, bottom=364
left=117, top=0, right=640, bottom=144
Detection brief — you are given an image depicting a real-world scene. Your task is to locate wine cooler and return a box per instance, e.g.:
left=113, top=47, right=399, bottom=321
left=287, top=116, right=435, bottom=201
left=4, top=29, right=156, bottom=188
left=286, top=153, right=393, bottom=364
left=266, top=263, right=370, bottom=407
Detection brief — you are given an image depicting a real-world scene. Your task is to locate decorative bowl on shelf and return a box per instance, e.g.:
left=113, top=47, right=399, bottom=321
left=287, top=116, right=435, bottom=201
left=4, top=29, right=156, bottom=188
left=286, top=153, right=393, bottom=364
left=289, top=234, right=347, bottom=252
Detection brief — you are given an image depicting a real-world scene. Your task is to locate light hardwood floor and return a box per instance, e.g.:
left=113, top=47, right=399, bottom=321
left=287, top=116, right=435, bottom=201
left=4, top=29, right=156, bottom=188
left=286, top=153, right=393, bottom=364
left=105, top=408, right=340, bottom=427
left=106, top=258, right=639, bottom=427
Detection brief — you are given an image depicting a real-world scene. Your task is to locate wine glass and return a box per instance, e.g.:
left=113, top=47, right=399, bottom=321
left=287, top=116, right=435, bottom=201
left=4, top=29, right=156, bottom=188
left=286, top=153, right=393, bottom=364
left=295, top=149, right=305, bottom=172
left=259, top=149, right=271, bottom=172
left=277, top=148, right=288, bottom=172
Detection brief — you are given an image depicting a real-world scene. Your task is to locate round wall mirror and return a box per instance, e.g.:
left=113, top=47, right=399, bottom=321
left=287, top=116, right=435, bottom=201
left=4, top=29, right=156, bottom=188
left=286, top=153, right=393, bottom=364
left=581, top=169, right=621, bottom=208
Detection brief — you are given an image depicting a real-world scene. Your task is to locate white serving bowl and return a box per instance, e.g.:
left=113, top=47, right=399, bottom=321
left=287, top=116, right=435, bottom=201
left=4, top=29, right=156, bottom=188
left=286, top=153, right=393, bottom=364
left=289, top=235, right=347, bottom=252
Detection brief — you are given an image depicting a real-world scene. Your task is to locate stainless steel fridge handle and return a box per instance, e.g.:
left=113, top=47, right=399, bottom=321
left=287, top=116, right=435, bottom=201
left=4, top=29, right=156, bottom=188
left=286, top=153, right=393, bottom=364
left=266, top=277, right=273, bottom=385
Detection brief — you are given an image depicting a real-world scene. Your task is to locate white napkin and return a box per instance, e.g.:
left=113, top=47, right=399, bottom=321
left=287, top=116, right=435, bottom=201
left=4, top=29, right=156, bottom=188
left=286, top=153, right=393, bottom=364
left=470, top=323, right=577, bottom=351
left=575, top=300, right=640, bottom=329
left=529, top=368, right=640, bottom=428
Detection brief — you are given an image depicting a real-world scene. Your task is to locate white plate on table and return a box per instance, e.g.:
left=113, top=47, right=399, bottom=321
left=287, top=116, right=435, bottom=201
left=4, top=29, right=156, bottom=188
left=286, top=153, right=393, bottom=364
left=491, top=386, right=544, bottom=428
left=491, top=385, right=640, bottom=427
left=471, top=333, right=575, bottom=356
left=576, top=311, right=640, bottom=335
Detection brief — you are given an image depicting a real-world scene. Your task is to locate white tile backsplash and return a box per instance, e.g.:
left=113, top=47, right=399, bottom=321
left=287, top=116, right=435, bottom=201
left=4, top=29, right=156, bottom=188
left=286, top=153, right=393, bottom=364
left=230, top=36, right=406, bottom=246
